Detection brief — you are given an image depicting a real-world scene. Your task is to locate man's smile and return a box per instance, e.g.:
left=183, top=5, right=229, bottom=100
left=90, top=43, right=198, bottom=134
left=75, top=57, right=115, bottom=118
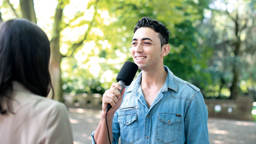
left=135, top=56, right=147, bottom=60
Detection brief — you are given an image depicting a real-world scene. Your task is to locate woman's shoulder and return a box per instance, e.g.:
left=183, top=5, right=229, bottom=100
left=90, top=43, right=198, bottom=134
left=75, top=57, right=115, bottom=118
left=30, top=94, right=66, bottom=109
left=25, top=93, right=67, bottom=114
left=12, top=86, right=67, bottom=114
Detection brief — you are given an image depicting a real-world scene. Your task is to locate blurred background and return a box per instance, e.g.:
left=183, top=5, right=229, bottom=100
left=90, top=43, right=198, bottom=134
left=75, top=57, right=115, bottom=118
left=1, top=0, right=256, bottom=143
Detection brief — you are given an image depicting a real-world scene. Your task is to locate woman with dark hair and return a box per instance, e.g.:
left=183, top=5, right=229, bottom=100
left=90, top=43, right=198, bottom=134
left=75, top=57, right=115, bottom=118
left=0, top=19, right=73, bottom=144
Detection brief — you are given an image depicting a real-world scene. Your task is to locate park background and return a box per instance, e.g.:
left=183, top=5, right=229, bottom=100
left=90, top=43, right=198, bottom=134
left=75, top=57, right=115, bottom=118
left=1, top=0, right=256, bottom=143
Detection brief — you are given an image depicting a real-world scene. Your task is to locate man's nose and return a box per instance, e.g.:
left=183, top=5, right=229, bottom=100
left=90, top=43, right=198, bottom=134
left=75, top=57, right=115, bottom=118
left=135, top=43, right=143, bottom=52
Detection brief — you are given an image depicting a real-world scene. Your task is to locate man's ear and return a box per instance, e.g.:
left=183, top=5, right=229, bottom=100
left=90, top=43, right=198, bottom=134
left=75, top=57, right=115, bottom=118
left=161, top=44, right=170, bottom=57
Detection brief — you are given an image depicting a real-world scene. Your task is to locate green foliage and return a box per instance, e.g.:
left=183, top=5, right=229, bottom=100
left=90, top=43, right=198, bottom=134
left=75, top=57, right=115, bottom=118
left=10, top=0, right=256, bottom=99
left=1, top=0, right=22, bottom=19
left=164, top=20, right=212, bottom=95
left=60, top=0, right=212, bottom=94
left=58, top=0, right=70, bottom=8
left=198, top=0, right=256, bottom=98
left=61, top=58, right=106, bottom=94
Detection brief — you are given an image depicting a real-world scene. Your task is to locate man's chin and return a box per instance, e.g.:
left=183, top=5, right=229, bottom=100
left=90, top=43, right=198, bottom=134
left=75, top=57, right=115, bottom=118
left=137, top=65, right=147, bottom=71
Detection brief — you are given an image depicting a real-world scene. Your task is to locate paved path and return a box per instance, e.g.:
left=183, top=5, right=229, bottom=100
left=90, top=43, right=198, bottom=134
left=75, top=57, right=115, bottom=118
left=68, top=108, right=256, bottom=144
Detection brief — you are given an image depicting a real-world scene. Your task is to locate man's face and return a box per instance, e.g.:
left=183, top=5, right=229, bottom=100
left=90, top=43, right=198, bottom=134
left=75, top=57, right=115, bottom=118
left=131, top=27, right=163, bottom=71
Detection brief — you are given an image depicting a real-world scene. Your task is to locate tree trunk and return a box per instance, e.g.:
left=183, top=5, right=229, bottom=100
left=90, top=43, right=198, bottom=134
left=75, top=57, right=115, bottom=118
left=230, top=14, right=241, bottom=100
left=49, top=1, right=64, bottom=102
left=230, top=41, right=241, bottom=99
left=50, top=40, right=63, bottom=102
left=20, top=0, right=37, bottom=23
left=230, top=67, right=239, bottom=99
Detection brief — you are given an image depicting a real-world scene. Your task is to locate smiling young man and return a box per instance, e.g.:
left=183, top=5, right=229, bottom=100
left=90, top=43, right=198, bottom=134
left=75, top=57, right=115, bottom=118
left=91, top=17, right=209, bottom=144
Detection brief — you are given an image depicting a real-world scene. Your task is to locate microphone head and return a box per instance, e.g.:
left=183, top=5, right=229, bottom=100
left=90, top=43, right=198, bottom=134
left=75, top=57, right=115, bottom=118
left=116, top=61, right=138, bottom=86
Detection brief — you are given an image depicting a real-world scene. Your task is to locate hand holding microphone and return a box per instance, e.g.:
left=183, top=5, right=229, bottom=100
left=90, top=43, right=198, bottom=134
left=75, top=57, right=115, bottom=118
left=102, top=61, right=138, bottom=144
left=102, top=61, right=138, bottom=113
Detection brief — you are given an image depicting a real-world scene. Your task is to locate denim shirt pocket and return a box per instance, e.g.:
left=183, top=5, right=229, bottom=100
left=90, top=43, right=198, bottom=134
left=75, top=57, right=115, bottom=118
left=118, top=113, right=139, bottom=144
left=156, top=113, right=181, bottom=143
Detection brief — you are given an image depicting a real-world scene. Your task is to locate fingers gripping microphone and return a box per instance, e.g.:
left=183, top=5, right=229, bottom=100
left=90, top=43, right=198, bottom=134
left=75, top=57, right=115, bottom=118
left=106, top=61, right=138, bottom=111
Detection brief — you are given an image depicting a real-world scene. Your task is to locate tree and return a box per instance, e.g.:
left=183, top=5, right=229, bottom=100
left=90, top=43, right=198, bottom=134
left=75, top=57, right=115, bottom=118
left=3, top=0, right=67, bottom=101
left=20, top=0, right=36, bottom=23
left=61, top=0, right=210, bottom=94
left=59, top=0, right=210, bottom=96
left=49, top=0, right=67, bottom=102
left=1, top=0, right=212, bottom=100
left=199, top=0, right=256, bottom=99
left=99, top=0, right=211, bottom=80
left=44, top=0, right=100, bottom=101
left=2, top=0, right=99, bottom=101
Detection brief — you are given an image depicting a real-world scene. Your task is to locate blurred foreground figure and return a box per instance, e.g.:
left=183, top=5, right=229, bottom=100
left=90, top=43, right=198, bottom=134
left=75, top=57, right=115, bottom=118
left=0, top=19, right=73, bottom=144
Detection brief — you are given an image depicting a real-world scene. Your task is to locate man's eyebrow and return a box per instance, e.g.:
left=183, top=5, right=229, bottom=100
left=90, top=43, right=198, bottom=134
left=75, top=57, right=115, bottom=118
left=132, top=37, right=153, bottom=42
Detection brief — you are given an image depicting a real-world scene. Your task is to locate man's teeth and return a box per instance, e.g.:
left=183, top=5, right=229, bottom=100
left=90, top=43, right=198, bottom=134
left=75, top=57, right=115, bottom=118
left=137, top=57, right=145, bottom=60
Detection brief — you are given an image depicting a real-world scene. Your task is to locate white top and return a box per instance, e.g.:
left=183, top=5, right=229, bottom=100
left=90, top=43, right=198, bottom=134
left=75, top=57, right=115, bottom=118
left=0, top=82, right=73, bottom=144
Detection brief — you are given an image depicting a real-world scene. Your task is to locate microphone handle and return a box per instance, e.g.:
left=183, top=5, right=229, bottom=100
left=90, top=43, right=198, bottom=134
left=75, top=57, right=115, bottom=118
left=106, top=80, right=125, bottom=112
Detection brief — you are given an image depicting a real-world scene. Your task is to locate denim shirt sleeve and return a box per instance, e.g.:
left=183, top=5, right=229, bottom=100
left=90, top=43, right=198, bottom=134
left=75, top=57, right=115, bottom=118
left=91, top=131, right=96, bottom=144
left=184, top=91, right=210, bottom=144
left=91, top=112, right=120, bottom=144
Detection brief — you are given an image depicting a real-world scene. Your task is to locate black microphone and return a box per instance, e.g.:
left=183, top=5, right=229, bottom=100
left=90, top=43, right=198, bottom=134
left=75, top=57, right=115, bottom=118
left=106, top=61, right=138, bottom=111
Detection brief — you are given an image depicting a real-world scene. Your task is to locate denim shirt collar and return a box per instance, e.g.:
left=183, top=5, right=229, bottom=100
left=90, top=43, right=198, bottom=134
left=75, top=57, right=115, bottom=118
left=127, top=65, right=178, bottom=93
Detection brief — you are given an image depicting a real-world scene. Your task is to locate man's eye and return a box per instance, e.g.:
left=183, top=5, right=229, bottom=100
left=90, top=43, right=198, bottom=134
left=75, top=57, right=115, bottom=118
left=144, top=42, right=151, bottom=45
left=132, top=42, right=137, bottom=45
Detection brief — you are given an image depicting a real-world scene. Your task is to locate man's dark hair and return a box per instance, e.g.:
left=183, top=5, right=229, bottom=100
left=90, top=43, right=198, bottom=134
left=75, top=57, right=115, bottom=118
left=0, top=19, right=54, bottom=114
left=134, top=17, right=170, bottom=47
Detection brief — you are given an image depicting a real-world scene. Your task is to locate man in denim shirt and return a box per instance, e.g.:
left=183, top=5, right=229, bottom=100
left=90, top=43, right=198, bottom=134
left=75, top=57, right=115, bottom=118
left=92, top=17, right=209, bottom=144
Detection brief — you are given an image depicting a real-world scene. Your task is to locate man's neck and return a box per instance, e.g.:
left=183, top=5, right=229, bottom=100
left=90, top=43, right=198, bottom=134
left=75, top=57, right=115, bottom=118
left=141, top=66, right=167, bottom=89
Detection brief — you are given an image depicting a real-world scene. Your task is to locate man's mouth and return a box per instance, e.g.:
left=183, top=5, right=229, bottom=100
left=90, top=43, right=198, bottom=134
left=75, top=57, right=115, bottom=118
left=136, top=56, right=146, bottom=60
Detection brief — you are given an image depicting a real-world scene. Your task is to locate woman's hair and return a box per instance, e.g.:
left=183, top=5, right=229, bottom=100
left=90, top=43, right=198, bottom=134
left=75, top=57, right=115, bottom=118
left=0, top=19, right=53, bottom=114
left=134, top=17, right=170, bottom=47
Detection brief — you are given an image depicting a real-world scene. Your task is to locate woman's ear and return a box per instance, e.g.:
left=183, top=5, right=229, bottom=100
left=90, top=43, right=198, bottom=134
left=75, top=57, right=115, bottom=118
left=161, top=44, right=170, bottom=57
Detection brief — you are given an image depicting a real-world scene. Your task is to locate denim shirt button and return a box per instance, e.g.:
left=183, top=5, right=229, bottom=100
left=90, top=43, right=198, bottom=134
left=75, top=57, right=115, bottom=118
left=146, top=136, right=149, bottom=139
left=147, top=115, right=150, bottom=117
left=168, top=120, right=171, bottom=123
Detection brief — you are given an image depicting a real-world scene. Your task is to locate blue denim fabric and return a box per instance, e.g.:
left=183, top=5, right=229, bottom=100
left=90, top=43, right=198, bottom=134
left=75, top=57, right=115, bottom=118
left=92, top=66, right=209, bottom=144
